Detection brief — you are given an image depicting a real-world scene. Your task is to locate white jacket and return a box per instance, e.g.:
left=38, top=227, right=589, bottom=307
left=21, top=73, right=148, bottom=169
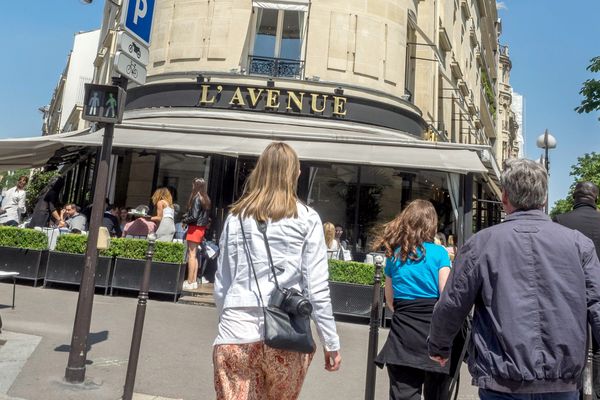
left=214, top=203, right=340, bottom=351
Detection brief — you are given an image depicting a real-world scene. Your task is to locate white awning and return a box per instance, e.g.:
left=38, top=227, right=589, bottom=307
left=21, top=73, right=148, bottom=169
left=253, top=0, right=308, bottom=11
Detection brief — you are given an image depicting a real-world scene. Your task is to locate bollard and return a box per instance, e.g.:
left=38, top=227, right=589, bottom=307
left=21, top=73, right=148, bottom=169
left=364, top=255, right=384, bottom=400
left=123, top=233, right=157, bottom=400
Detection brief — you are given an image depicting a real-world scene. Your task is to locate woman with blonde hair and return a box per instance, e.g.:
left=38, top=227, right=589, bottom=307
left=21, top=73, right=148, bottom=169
left=213, top=142, right=341, bottom=400
left=151, top=187, right=176, bottom=242
left=323, top=222, right=340, bottom=259
left=372, top=199, right=452, bottom=400
left=182, top=178, right=211, bottom=289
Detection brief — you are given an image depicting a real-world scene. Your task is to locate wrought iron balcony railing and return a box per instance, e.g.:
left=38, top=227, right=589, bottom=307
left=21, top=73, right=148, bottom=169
left=248, top=55, right=304, bottom=78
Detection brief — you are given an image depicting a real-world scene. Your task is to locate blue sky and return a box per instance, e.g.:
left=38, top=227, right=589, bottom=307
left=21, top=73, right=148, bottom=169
left=0, top=1, right=599, bottom=206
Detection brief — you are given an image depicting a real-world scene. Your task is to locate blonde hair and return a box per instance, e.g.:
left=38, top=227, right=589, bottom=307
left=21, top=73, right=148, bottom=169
left=371, top=199, right=438, bottom=262
left=152, top=187, right=173, bottom=206
left=323, top=222, right=335, bottom=249
left=230, top=142, right=300, bottom=222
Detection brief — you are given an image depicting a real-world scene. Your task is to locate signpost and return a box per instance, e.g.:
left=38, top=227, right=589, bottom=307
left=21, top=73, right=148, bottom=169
left=121, top=0, right=156, bottom=46
left=117, top=31, right=150, bottom=66
left=114, top=51, right=147, bottom=85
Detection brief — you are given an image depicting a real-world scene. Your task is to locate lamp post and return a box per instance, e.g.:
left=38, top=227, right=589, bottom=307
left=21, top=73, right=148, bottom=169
left=364, top=255, right=384, bottom=400
left=536, top=129, right=557, bottom=213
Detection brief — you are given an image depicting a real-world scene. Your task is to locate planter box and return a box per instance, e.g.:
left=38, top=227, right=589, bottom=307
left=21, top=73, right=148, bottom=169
left=110, top=257, right=186, bottom=302
left=0, top=246, right=48, bottom=286
left=44, top=252, right=113, bottom=295
left=329, top=281, right=383, bottom=319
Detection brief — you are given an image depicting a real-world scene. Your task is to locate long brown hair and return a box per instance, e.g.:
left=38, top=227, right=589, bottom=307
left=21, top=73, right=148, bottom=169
left=371, top=199, right=438, bottom=262
left=230, top=142, right=300, bottom=222
left=323, top=222, right=335, bottom=248
left=188, top=178, right=211, bottom=210
left=152, top=187, right=173, bottom=206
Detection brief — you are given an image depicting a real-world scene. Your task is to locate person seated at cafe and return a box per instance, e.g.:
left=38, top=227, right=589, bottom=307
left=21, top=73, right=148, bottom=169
left=61, top=203, right=87, bottom=233
left=102, top=203, right=122, bottom=238
left=123, top=205, right=157, bottom=239
left=119, top=206, right=131, bottom=233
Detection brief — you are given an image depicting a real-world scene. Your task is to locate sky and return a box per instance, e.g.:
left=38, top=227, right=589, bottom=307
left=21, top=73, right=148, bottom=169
left=0, top=1, right=599, bottom=207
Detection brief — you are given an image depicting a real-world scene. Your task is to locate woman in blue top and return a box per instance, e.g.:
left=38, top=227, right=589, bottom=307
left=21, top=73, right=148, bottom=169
left=373, top=199, right=452, bottom=400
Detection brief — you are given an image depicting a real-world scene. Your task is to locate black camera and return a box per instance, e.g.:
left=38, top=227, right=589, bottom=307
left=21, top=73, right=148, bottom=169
left=270, top=287, right=313, bottom=317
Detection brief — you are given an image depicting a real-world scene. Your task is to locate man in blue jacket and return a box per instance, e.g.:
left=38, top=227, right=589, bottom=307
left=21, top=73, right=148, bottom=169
left=428, top=159, right=600, bottom=400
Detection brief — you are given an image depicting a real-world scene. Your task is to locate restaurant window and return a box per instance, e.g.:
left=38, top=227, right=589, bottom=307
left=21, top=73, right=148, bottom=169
left=248, top=7, right=306, bottom=77
left=156, top=153, right=210, bottom=216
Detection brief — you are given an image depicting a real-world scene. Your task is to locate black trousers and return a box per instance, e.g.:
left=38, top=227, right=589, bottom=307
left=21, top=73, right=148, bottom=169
left=593, top=335, right=600, bottom=400
left=387, top=364, right=452, bottom=400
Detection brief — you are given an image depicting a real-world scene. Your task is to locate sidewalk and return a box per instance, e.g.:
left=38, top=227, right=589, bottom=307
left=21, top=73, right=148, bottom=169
left=0, top=283, right=478, bottom=399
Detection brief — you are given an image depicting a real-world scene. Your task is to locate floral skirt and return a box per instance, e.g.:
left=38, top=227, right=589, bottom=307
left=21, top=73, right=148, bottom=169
left=213, top=342, right=314, bottom=400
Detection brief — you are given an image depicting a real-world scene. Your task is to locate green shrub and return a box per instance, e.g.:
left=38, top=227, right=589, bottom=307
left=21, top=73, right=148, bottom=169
left=328, top=259, right=385, bottom=285
left=110, top=238, right=185, bottom=264
left=0, top=226, right=48, bottom=250
left=54, top=234, right=110, bottom=256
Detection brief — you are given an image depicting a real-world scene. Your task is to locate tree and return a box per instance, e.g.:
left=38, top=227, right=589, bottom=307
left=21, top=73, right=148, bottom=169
left=550, top=152, right=600, bottom=217
left=575, top=56, right=600, bottom=116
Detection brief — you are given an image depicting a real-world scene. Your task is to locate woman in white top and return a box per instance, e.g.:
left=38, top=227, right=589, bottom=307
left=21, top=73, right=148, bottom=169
left=151, top=187, right=176, bottom=242
left=213, top=142, right=342, bottom=400
left=323, top=221, right=340, bottom=259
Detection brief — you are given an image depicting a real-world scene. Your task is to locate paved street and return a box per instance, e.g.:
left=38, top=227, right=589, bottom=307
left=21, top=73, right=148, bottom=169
left=0, top=283, right=478, bottom=399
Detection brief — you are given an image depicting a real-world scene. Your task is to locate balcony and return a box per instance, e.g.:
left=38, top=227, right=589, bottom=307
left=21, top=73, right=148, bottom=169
left=248, top=55, right=304, bottom=78
left=450, top=57, right=463, bottom=79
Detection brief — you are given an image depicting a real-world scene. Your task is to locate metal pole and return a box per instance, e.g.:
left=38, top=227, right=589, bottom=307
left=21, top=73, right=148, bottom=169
left=544, top=129, right=549, bottom=214
left=365, top=255, right=384, bottom=400
left=123, top=233, right=157, bottom=400
left=64, top=122, right=114, bottom=383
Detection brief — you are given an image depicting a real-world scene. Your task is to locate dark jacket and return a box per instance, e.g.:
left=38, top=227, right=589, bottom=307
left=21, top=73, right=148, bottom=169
left=554, top=203, right=600, bottom=259
left=183, top=196, right=209, bottom=227
left=428, top=210, right=600, bottom=394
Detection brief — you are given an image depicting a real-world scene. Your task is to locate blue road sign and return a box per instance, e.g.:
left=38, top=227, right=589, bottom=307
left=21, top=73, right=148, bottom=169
left=122, top=0, right=155, bottom=47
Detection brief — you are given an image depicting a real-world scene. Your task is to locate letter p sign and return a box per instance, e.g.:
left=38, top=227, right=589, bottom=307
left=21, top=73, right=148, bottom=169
left=123, top=0, right=155, bottom=46
left=133, top=0, right=147, bottom=24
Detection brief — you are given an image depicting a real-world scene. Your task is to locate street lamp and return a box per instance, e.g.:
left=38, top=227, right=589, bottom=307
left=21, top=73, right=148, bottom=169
left=536, top=129, right=557, bottom=213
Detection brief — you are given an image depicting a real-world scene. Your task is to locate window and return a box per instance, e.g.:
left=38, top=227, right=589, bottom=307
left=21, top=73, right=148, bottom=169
left=249, top=8, right=305, bottom=77
left=405, top=25, right=417, bottom=101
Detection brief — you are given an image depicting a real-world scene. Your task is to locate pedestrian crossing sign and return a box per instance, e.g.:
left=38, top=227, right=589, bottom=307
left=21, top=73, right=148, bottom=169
left=82, top=84, right=126, bottom=124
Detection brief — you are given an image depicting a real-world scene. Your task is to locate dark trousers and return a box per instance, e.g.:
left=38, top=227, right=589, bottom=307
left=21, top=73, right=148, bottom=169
left=480, top=389, right=578, bottom=400
left=592, top=335, right=600, bottom=400
left=386, top=364, right=451, bottom=400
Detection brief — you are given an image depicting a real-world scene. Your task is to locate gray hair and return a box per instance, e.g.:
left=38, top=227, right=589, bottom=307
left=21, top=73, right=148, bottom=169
left=501, top=158, right=547, bottom=210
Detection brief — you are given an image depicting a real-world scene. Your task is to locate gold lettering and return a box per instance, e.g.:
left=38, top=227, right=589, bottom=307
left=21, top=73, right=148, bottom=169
left=199, top=84, right=215, bottom=104
left=266, top=90, right=280, bottom=109
left=229, top=87, right=246, bottom=106
left=311, top=94, right=328, bottom=113
left=247, top=88, right=264, bottom=107
left=332, top=96, right=347, bottom=116
left=287, top=91, right=305, bottom=111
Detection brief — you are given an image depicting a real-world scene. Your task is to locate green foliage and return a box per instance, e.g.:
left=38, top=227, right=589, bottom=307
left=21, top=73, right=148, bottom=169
left=54, top=234, right=110, bottom=256
left=575, top=56, right=600, bottom=116
left=109, top=238, right=185, bottom=263
left=328, top=259, right=385, bottom=285
left=550, top=152, right=600, bottom=216
left=0, top=226, right=48, bottom=250
left=26, top=170, right=59, bottom=213
left=480, top=68, right=497, bottom=117
left=0, top=169, right=30, bottom=190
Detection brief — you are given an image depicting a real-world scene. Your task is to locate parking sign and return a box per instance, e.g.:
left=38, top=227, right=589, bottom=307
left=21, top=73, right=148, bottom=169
left=122, top=0, right=155, bottom=46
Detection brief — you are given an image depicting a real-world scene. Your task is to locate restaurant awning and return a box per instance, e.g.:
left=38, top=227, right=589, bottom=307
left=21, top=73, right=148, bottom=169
left=0, top=110, right=491, bottom=176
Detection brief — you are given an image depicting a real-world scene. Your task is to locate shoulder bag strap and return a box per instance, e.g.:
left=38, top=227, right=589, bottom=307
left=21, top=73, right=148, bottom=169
left=256, top=220, right=283, bottom=291
left=238, top=215, right=265, bottom=308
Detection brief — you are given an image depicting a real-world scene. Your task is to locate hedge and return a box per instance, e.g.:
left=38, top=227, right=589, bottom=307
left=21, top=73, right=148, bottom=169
left=328, top=259, right=385, bottom=286
left=54, top=234, right=110, bottom=256
left=0, top=226, right=48, bottom=250
left=109, top=238, right=185, bottom=264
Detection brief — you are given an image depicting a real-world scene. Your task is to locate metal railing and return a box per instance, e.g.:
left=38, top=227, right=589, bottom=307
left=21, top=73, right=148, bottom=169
left=247, top=55, right=304, bottom=78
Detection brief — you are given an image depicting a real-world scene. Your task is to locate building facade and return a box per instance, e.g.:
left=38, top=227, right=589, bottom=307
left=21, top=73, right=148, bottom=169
left=35, top=0, right=519, bottom=253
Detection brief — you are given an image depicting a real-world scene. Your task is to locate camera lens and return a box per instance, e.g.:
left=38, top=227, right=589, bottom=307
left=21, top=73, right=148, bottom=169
left=296, top=300, right=313, bottom=316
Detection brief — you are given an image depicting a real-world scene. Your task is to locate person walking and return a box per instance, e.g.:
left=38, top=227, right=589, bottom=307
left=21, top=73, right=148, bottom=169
left=182, top=178, right=211, bottom=290
left=371, top=199, right=452, bottom=400
left=428, top=159, right=600, bottom=400
left=0, top=175, right=28, bottom=226
left=213, top=142, right=341, bottom=400
left=151, top=187, right=176, bottom=242
left=554, top=181, right=600, bottom=400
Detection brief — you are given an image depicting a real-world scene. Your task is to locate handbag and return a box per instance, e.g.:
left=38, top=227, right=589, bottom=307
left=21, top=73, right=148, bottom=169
left=239, top=216, right=316, bottom=354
